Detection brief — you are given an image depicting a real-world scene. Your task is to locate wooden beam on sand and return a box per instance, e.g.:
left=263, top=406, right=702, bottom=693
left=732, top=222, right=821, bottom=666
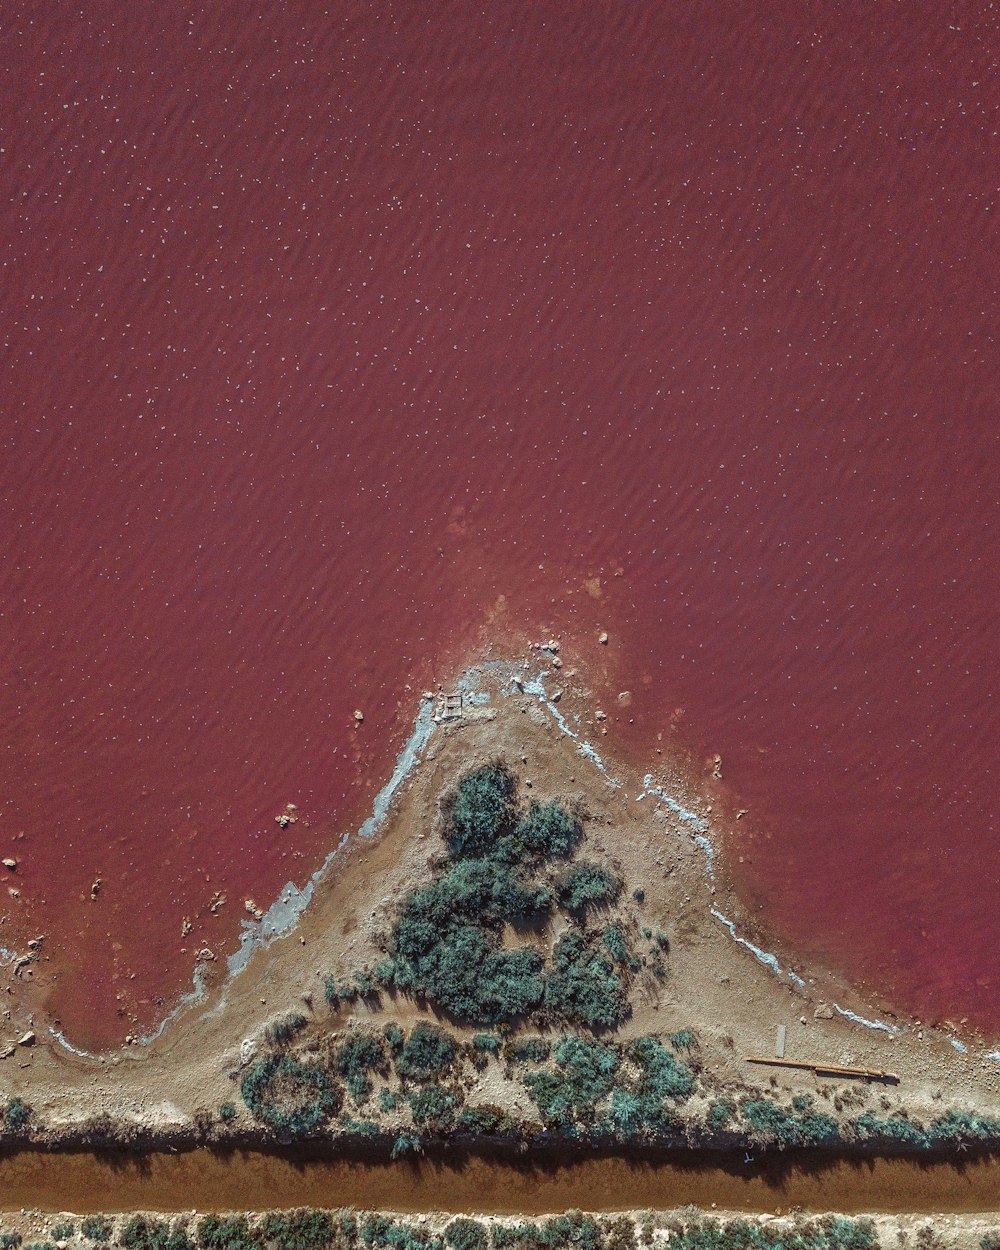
left=746, top=1055, right=900, bottom=1083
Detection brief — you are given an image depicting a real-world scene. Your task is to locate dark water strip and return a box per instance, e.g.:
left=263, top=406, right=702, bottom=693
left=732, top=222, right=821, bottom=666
left=0, top=1147, right=999, bottom=1215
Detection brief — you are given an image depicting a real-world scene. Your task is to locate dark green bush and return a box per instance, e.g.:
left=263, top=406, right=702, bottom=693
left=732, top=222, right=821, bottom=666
left=219, top=1101, right=236, bottom=1123
left=383, top=1022, right=404, bottom=1050
left=121, top=1218, right=193, bottom=1250
left=4, top=1097, right=31, bottom=1132
left=51, top=1229, right=74, bottom=1244
left=602, top=925, right=631, bottom=965
left=742, top=1097, right=839, bottom=1147
left=510, top=1037, right=550, bottom=1063
left=409, top=1084, right=460, bottom=1130
left=265, top=1012, right=307, bottom=1047
left=472, top=1034, right=501, bottom=1056
left=444, top=1222, right=487, bottom=1250
left=379, top=1088, right=400, bottom=1112
left=928, top=1110, right=1000, bottom=1144
left=197, top=1218, right=259, bottom=1250
left=444, top=762, right=518, bottom=858
left=259, top=1213, right=334, bottom=1250
left=708, top=1101, right=734, bottom=1129
left=514, top=800, right=582, bottom=860
left=360, top=1217, right=437, bottom=1250
left=395, top=1023, right=458, bottom=1081
left=525, top=1036, right=620, bottom=1127
left=0, top=1236, right=22, bottom=1250
left=337, top=1032, right=387, bottom=1101
left=659, top=1216, right=877, bottom=1250
left=240, top=1054, right=341, bottom=1134
left=82, top=1219, right=111, bottom=1244
left=632, top=1036, right=694, bottom=1101
left=852, top=1112, right=927, bottom=1148
left=556, top=863, right=621, bottom=912
left=668, top=1029, right=695, bottom=1050
left=391, top=1132, right=423, bottom=1158
left=456, top=1104, right=507, bottom=1133
left=544, top=932, right=629, bottom=1029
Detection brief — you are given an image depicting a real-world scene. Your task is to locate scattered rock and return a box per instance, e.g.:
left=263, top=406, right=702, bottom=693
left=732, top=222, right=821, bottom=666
left=17, top=1031, right=35, bottom=1047
left=90, top=879, right=101, bottom=900
left=8, top=887, right=19, bottom=900
left=244, top=899, right=263, bottom=921
left=209, top=891, right=226, bottom=914
left=0, top=1045, right=15, bottom=1061
left=712, top=754, right=723, bottom=780
left=598, top=631, right=609, bottom=645
left=551, top=656, right=563, bottom=669
left=595, top=709, right=607, bottom=721
left=2, top=858, right=16, bottom=871
left=551, top=690, right=562, bottom=703
left=814, top=1003, right=835, bottom=1020
left=353, top=709, right=364, bottom=723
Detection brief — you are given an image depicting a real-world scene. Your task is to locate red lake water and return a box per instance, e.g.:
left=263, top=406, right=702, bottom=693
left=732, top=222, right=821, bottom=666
left=1, top=3, right=997, bottom=1049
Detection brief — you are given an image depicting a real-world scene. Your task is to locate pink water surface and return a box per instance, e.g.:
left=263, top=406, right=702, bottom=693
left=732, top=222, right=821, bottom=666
left=1, top=3, right=997, bottom=1048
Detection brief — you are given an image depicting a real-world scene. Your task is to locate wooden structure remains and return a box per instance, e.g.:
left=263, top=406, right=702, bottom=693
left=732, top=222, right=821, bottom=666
left=746, top=1055, right=900, bottom=1083
left=434, top=692, right=463, bottom=722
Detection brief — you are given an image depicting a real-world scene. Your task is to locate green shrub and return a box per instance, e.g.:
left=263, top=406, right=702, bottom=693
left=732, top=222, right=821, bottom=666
left=510, top=1037, right=550, bottom=1063
left=632, top=1036, right=694, bottom=1100
left=525, top=1036, right=620, bottom=1126
left=659, top=1216, right=877, bottom=1250
left=556, top=863, right=621, bottom=912
left=240, top=1054, right=341, bottom=1133
left=219, top=1101, right=236, bottom=1123
left=408, top=1084, right=460, bottom=1130
left=51, top=1229, right=74, bottom=1244
left=388, top=858, right=548, bottom=1023
left=121, top=1219, right=193, bottom=1250
left=668, top=1029, right=695, bottom=1050
left=708, top=1101, right=734, bottom=1129
left=742, top=1097, right=839, bottom=1147
left=602, top=925, right=630, bottom=964
left=544, top=932, right=629, bottom=1029
left=337, top=1032, right=387, bottom=1101
left=265, top=1013, right=307, bottom=1047
left=196, top=1218, right=259, bottom=1250
left=444, top=1223, right=486, bottom=1250
left=383, top=1022, right=404, bottom=1050
left=444, top=762, right=518, bottom=858
left=4, top=1097, right=31, bottom=1132
left=456, top=1104, right=507, bottom=1133
left=82, top=1220, right=111, bottom=1244
left=472, top=1034, right=501, bottom=1056
left=514, top=801, right=582, bottom=860
left=0, top=1238, right=22, bottom=1250
left=259, top=1213, right=333, bottom=1250
left=379, top=1088, right=400, bottom=1112
left=391, top=1132, right=423, bottom=1158
left=395, top=1023, right=458, bottom=1081
left=852, top=1112, right=927, bottom=1148
left=360, top=1217, right=436, bottom=1250
left=928, top=1110, right=1000, bottom=1143
left=538, top=1214, right=601, bottom=1250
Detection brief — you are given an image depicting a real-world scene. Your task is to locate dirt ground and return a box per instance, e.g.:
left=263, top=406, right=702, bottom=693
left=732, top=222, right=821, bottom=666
left=1, top=648, right=998, bottom=1144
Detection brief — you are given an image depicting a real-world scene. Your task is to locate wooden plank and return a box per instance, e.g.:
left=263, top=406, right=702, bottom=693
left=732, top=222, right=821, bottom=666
left=746, top=1055, right=900, bottom=1083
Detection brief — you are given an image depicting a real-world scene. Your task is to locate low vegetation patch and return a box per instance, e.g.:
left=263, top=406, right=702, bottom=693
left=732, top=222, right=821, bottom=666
left=241, top=1055, right=342, bottom=1134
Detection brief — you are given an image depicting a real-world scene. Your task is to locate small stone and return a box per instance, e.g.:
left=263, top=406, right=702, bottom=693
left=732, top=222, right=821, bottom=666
left=7, top=888, right=19, bottom=899
left=2, top=858, right=17, bottom=871
left=17, top=1031, right=34, bottom=1047
left=90, top=879, right=101, bottom=900
left=598, top=631, right=609, bottom=645
left=551, top=656, right=562, bottom=669
left=551, top=690, right=562, bottom=703
left=353, top=709, right=364, bottom=723
left=814, top=1003, right=834, bottom=1020
left=595, top=709, right=607, bottom=721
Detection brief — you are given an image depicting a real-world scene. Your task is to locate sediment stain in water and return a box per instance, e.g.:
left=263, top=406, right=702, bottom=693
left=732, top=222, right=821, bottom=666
left=1, top=1148, right=1000, bottom=1217
left=1, top=3, right=997, bottom=1047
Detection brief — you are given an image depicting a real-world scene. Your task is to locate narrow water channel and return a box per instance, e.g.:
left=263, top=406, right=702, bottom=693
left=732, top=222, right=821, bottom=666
left=0, top=1148, right=998, bottom=1216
